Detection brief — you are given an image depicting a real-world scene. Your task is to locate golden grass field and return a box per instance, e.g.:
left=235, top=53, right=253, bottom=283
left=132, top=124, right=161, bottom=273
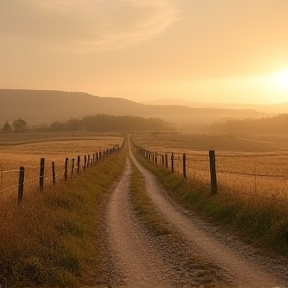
left=133, top=133, right=288, bottom=202
left=0, top=133, right=123, bottom=200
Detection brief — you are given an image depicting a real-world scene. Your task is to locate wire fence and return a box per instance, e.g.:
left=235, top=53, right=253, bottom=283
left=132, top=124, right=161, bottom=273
left=135, top=144, right=288, bottom=203
left=0, top=144, right=121, bottom=204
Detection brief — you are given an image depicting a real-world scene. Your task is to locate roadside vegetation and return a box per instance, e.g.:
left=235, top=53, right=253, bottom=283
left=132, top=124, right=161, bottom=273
left=0, top=141, right=127, bottom=287
left=131, top=140, right=288, bottom=258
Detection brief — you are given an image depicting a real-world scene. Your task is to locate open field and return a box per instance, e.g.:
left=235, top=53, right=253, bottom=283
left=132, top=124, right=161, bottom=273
left=133, top=133, right=288, bottom=201
left=0, top=133, right=123, bottom=201
left=134, top=132, right=288, bottom=152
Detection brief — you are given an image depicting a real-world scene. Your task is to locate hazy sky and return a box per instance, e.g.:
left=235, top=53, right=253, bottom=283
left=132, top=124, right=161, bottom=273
left=1, top=0, right=288, bottom=104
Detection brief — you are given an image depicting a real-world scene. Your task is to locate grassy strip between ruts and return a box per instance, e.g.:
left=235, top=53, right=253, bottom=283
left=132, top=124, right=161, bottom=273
left=0, top=143, right=127, bottom=288
left=130, top=141, right=288, bottom=259
left=129, top=159, right=171, bottom=237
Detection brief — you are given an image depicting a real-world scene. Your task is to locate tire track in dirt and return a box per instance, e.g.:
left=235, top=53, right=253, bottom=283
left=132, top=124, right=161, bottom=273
left=129, top=143, right=288, bottom=288
left=106, top=158, right=174, bottom=287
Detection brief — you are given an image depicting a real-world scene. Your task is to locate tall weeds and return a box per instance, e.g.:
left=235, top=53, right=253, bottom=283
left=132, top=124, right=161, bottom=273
left=0, top=146, right=127, bottom=287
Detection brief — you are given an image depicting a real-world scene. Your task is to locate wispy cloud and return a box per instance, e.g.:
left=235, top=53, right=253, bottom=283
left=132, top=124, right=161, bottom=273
left=0, top=0, right=182, bottom=51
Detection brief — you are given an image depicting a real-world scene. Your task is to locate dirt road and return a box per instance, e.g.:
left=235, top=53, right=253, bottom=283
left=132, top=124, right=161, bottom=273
left=103, top=143, right=288, bottom=288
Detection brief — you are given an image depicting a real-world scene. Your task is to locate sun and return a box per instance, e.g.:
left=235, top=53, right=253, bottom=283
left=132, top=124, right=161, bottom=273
left=273, top=71, right=288, bottom=91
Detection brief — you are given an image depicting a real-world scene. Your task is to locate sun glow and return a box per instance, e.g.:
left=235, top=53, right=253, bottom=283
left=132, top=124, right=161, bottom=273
left=273, top=71, right=288, bottom=91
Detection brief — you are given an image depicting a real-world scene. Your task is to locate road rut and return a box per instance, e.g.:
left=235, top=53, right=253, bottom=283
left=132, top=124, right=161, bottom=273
left=107, top=158, right=174, bottom=287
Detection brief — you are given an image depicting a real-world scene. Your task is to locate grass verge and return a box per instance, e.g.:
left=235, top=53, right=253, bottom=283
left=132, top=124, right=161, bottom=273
left=0, top=145, right=127, bottom=288
left=131, top=143, right=288, bottom=258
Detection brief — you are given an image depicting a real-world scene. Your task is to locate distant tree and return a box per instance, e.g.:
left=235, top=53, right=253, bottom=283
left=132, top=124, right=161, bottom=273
left=66, top=118, right=82, bottom=131
left=3, top=121, right=12, bottom=133
left=12, top=118, right=28, bottom=132
left=50, top=121, right=66, bottom=132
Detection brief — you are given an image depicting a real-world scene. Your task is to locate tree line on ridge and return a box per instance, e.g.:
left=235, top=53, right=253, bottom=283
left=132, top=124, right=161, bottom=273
left=1, top=114, right=174, bottom=133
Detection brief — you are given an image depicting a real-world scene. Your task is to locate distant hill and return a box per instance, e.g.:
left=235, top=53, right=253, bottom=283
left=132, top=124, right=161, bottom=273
left=0, top=89, right=270, bottom=127
left=142, top=98, right=288, bottom=114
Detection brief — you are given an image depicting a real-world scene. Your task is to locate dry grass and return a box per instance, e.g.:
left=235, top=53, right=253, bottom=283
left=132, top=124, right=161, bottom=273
left=133, top=133, right=288, bottom=202
left=0, top=133, right=123, bottom=201
left=0, top=136, right=127, bottom=287
left=134, top=132, right=288, bottom=152
left=132, top=141, right=288, bottom=256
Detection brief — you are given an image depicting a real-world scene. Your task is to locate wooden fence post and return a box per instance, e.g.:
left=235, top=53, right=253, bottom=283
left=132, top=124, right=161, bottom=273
left=183, top=153, right=187, bottom=178
left=87, top=155, right=90, bottom=168
left=52, top=162, right=56, bottom=185
left=39, top=158, right=45, bottom=191
left=171, top=153, right=174, bottom=173
left=165, top=154, right=168, bottom=168
left=64, top=158, right=68, bottom=181
left=77, top=156, right=80, bottom=175
left=84, top=155, right=87, bottom=170
left=96, top=152, right=99, bottom=163
left=209, top=150, right=218, bottom=195
left=99, top=151, right=102, bottom=162
left=162, top=155, right=165, bottom=166
left=71, top=158, right=75, bottom=177
left=18, top=167, right=25, bottom=204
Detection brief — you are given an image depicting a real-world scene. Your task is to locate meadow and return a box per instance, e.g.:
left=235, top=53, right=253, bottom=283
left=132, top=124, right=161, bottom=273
left=0, top=132, right=123, bottom=202
left=133, top=132, right=288, bottom=202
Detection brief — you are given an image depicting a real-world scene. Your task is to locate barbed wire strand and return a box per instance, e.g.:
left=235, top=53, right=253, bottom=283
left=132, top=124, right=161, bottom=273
left=0, top=169, right=19, bottom=173
left=24, top=177, right=39, bottom=184
left=216, top=169, right=286, bottom=179
left=0, top=184, right=19, bottom=194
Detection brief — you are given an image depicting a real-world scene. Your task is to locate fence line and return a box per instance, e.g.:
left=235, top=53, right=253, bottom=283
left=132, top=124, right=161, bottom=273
left=0, top=144, right=121, bottom=203
left=134, top=143, right=288, bottom=201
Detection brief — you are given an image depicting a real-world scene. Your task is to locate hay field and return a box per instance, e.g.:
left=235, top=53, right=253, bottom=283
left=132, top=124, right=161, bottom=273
left=0, top=133, right=123, bottom=200
left=133, top=133, right=288, bottom=201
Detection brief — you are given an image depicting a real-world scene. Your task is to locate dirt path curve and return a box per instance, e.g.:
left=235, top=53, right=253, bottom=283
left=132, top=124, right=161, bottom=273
left=128, top=142, right=287, bottom=288
left=107, top=158, right=174, bottom=288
